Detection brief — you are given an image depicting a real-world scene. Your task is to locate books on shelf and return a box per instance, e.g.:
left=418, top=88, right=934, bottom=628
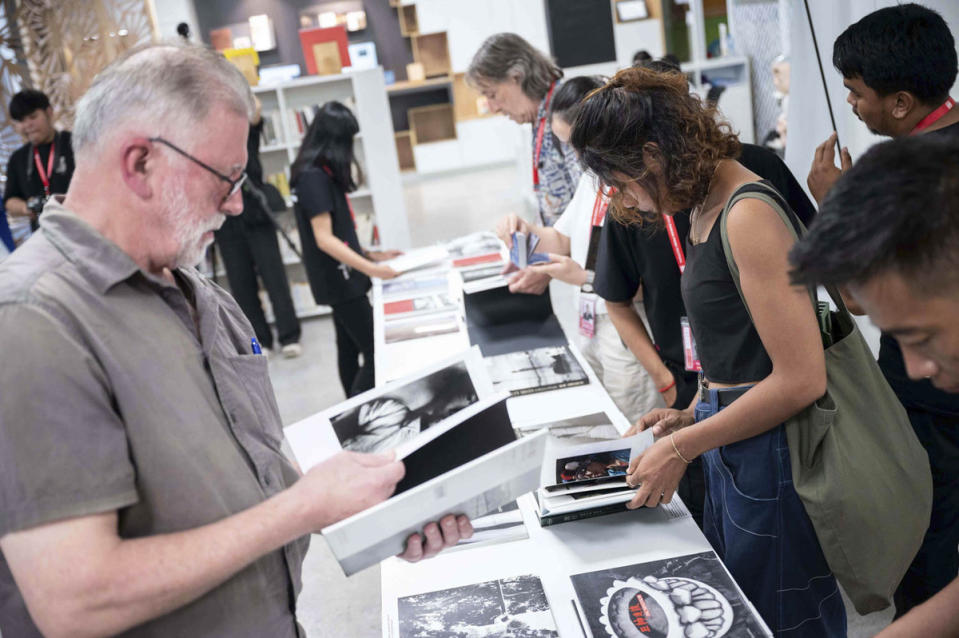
left=533, top=431, right=653, bottom=527
left=260, top=110, right=284, bottom=147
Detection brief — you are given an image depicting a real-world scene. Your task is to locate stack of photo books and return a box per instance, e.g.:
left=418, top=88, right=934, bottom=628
left=533, top=432, right=652, bottom=527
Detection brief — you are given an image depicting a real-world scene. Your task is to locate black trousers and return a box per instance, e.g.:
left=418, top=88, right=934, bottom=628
left=894, top=405, right=959, bottom=618
left=332, top=296, right=375, bottom=397
left=215, top=223, right=301, bottom=350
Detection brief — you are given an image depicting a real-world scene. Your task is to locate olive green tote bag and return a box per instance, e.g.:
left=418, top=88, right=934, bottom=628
left=717, top=181, right=932, bottom=614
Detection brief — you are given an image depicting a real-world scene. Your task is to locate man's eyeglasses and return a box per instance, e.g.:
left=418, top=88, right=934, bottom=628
left=149, top=137, right=247, bottom=205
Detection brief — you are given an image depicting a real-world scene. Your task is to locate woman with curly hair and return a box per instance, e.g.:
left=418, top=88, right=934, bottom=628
left=571, top=67, right=847, bottom=636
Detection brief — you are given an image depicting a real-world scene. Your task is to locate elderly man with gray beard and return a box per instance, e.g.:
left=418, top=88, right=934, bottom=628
left=0, top=45, right=469, bottom=638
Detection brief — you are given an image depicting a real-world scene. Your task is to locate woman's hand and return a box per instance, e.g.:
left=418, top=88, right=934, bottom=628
left=495, top=214, right=532, bottom=248
left=506, top=268, right=551, bottom=295
left=530, top=253, right=587, bottom=287
left=371, top=264, right=400, bottom=280
left=625, top=437, right=689, bottom=509
left=367, top=249, right=403, bottom=262
left=623, top=407, right=695, bottom=438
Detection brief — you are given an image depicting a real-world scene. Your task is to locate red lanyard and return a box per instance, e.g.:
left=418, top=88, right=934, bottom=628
left=911, top=97, right=955, bottom=134
left=664, top=215, right=685, bottom=273
left=322, top=165, right=357, bottom=228
left=32, top=140, right=56, bottom=196
left=590, top=189, right=609, bottom=228
left=532, top=81, right=557, bottom=189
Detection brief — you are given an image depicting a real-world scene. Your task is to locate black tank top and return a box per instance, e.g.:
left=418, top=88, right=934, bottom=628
left=681, top=181, right=799, bottom=384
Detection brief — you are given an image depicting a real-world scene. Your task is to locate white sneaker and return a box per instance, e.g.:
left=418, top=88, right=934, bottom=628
left=281, top=343, right=302, bottom=358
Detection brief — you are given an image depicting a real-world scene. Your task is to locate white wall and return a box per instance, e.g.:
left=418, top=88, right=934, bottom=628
left=785, top=0, right=959, bottom=355
left=149, top=0, right=200, bottom=43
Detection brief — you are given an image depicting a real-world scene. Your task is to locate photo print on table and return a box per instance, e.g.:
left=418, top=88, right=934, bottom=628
left=460, top=263, right=506, bottom=282
left=383, top=292, right=457, bottom=320
left=445, top=230, right=502, bottom=260
left=384, top=312, right=461, bottom=344
left=555, top=448, right=630, bottom=485
left=397, top=574, right=559, bottom=638
left=331, top=360, right=478, bottom=453
left=450, top=499, right=528, bottom=551
left=571, top=550, right=771, bottom=638
left=486, top=345, right=588, bottom=396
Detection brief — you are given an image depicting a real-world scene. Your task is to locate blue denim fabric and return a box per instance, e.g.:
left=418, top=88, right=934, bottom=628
left=696, top=388, right=847, bottom=637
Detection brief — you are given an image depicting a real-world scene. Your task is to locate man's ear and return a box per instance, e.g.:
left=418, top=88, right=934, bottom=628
left=890, top=91, right=918, bottom=121
left=120, top=137, right=156, bottom=200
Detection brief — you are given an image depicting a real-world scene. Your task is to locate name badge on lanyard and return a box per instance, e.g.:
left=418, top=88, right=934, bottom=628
left=665, top=215, right=702, bottom=371
left=579, top=189, right=609, bottom=338
left=33, top=141, right=56, bottom=197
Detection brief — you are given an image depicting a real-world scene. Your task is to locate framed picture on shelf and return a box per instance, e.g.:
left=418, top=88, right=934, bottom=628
left=299, top=26, right=352, bottom=76
left=615, top=0, right=650, bottom=22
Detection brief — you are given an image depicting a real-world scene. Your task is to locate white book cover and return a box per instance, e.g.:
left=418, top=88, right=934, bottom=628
left=322, top=395, right=548, bottom=575
left=284, top=347, right=493, bottom=469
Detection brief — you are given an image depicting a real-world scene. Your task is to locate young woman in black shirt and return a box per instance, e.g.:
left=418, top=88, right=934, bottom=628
left=290, top=102, right=400, bottom=397
left=571, top=67, right=846, bottom=636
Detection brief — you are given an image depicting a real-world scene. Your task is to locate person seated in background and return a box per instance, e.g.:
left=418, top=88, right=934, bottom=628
left=0, top=44, right=467, bottom=638
left=467, top=33, right=581, bottom=226
left=572, top=66, right=846, bottom=635
left=3, top=89, right=74, bottom=232
left=805, top=3, right=959, bottom=618
left=594, top=58, right=816, bottom=528
left=790, top=136, right=959, bottom=638
left=215, top=95, right=302, bottom=359
left=494, top=76, right=662, bottom=424
left=290, top=101, right=401, bottom=398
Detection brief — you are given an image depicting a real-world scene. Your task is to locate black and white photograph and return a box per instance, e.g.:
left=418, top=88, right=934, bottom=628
left=571, top=551, right=771, bottom=638
left=450, top=500, right=528, bottom=551
left=555, top=448, right=630, bottom=485
left=331, top=360, right=478, bottom=453
left=385, top=312, right=462, bottom=344
left=444, top=231, right=503, bottom=260
left=397, top=574, right=559, bottom=638
left=486, top=345, right=589, bottom=396
left=460, top=263, right=506, bottom=283
left=518, top=411, right=622, bottom=443
left=383, top=275, right=451, bottom=300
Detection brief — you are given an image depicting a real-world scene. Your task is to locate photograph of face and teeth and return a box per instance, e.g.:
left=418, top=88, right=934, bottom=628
left=398, top=574, right=558, bottom=638
left=331, top=360, right=478, bottom=453
left=571, top=551, right=770, bottom=638
left=486, top=345, right=588, bottom=396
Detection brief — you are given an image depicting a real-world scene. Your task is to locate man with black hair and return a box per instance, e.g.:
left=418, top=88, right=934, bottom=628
left=791, top=135, right=959, bottom=638
left=804, top=3, right=959, bottom=618
left=3, top=89, right=75, bottom=231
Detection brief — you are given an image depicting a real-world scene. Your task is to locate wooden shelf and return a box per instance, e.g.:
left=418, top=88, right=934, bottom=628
left=398, top=4, right=419, bottom=36
left=411, top=32, right=451, bottom=78
left=452, top=72, right=492, bottom=121
left=395, top=131, right=416, bottom=171
left=386, top=75, right=452, bottom=95
left=408, top=103, right=456, bottom=144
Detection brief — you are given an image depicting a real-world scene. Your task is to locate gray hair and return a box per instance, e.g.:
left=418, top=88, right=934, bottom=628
left=466, top=33, right=562, bottom=101
left=73, top=43, right=254, bottom=157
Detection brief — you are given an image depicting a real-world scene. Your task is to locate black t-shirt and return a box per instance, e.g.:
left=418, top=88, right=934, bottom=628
left=594, top=143, right=815, bottom=368
left=876, top=120, right=959, bottom=416
left=292, top=166, right=370, bottom=305
left=3, top=131, right=75, bottom=207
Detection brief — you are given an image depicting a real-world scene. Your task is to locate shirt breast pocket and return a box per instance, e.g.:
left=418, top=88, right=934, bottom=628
left=227, top=353, right=284, bottom=452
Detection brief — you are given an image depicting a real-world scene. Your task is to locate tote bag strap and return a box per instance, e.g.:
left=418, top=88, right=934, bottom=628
left=717, top=181, right=851, bottom=326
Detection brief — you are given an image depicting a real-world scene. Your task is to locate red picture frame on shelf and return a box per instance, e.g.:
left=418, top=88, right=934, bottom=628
left=299, top=26, right=352, bottom=76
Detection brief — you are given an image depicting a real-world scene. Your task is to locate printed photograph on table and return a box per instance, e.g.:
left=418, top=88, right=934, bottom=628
left=555, top=448, right=629, bottom=484
left=460, top=263, right=505, bottom=283
left=445, top=230, right=502, bottom=260
left=449, top=499, right=528, bottom=551
left=397, top=574, right=558, bottom=638
left=382, top=275, right=450, bottom=299
left=486, top=345, right=588, bottom=396
left=384, top=311, right=461, bottom=344
left=332, top=361, right=477, bottom=453
left=383, top=292, right=457, bottom=320
left=571, top=551, right=771, bottom=638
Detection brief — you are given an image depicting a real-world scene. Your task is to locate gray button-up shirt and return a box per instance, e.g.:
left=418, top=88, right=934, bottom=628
left=0, top=202, right=309, bottom=637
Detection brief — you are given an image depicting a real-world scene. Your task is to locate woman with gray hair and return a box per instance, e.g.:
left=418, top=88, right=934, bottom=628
left=467, top=33, right=581, bottom=226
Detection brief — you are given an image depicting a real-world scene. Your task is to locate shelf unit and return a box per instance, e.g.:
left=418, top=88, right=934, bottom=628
left=203, top=68, right=409, bottom=322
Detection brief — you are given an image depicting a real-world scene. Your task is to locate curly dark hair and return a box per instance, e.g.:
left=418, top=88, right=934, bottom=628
left=570, top=66, right=740, bottom=225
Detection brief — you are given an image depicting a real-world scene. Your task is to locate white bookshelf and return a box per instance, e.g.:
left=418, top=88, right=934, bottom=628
left=204, top=68, right=411, bottom=323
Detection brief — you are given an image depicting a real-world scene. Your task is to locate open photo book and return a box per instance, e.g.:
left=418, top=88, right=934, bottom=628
left=284, top=348, right=548, bottom=575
